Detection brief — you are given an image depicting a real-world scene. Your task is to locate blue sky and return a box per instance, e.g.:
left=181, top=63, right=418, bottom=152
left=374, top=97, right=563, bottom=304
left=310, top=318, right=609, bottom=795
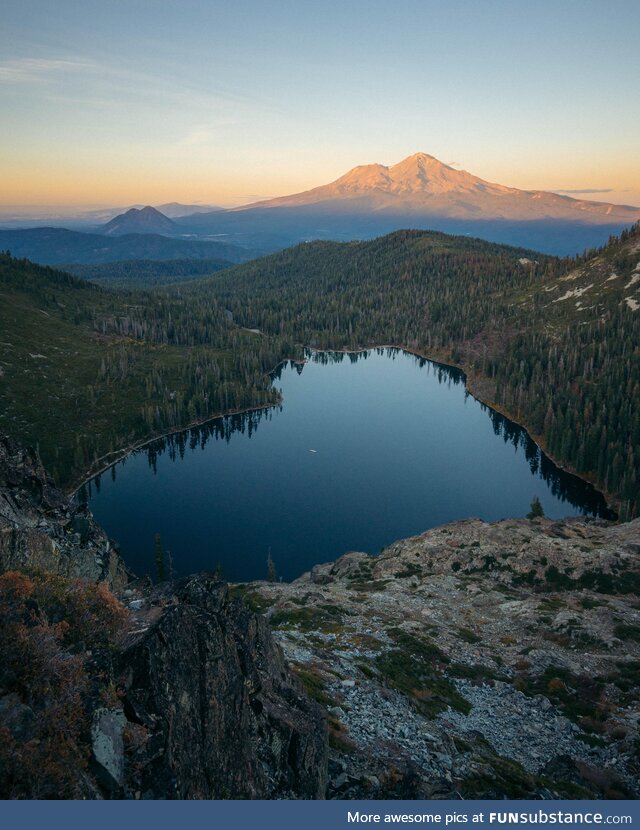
left=1, top=0, right=638, bottom=206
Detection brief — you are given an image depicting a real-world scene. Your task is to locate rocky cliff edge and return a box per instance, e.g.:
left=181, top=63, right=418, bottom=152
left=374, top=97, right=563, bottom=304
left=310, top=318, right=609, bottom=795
left=240, top=516, right=640, bottom=799
left=0, top=436, right=327, bottom=799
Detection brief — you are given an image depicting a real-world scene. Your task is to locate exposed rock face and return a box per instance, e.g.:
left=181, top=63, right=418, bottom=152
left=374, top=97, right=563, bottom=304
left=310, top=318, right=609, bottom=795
left=3, top=434, right=639, bottom=799
left=0, top=435, right=328, bottom=799
left=244, top=516, right=640, bottom=799
left=0, top=436, right=126, bottom=589
left=116, top=576, right=328, bottom=799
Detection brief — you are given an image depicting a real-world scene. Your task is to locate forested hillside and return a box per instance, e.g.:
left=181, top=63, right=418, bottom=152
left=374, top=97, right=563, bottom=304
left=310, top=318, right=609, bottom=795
left=191, top=226, right=640, bottom=517
left=0, top=255, right=291, bottom=486
left=192, top=231, right=557, bottom=351
left=2, top=224, right=638, bottom=519
left=0, top=227, right=254, bottom=265
left=492, top=225, right=640, bottom=518
left=63, top=257, right=231, bottom=288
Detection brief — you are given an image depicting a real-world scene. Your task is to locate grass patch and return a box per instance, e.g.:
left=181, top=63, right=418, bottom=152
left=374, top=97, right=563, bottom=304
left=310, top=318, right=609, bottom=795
left=373, top=628, right=470, bottom=718
left=537, top=598, right=566, bottom=613
left=228, top=585, right=275, bottom=613
left=513, top=666, right=611, bottom=733
left=610, top=660, right=640, bottom=701
left=576, top=733, right=608, bottom=748
left=452, top=735, right=473, bottom=753
left=396, top=563, right=422, bottom=578
left=539, top=566, right=640, bottom=596
left=354, top=659, right=377, bottom=680
left=580, top=597, right=607, bottom=609
left=537, top=776, right=593, bottom=799
left=349, top=580, right=390, bottom=593
left=544, top=566, right=574, bottom=590
left=457, top=626, right=482, bottom=644
left=346, top=633, right=383, bottom=651
left=448, top=663, right=505, bottom=682
left=512, top=569, right=539, bottom=587
left=269, top=603, right=345, bottom=633
left=461, top=755, right=535, bottom=799
left=614, top=623, right=640, bottom=642
left=328, top=716, right=356, bottom=753
left=292, top=664, right=335, bottom=707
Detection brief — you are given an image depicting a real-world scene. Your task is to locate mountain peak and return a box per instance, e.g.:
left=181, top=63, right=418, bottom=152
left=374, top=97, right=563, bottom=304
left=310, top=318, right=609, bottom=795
left=234, top=153, right=640, bottom=226
left=400, top=151, right=445, bottom=166
left=101, top=205, right=175, bottom=237
left=334, top=162, right=392, bottom=191
left=116, top=206, right=166, bottom=219
left=387, top=153, right=475, bottom=194
left=244, top=152, right=509, bottom=207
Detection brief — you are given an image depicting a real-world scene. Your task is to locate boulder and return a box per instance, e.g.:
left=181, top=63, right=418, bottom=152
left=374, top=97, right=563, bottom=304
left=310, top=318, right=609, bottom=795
left=91, top=708, right=127, bottom=790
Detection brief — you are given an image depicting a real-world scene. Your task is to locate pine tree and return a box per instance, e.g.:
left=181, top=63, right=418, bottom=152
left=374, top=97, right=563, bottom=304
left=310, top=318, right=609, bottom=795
left=154, top=532, right=166, bottom=581
left=527, top=496, right=545, bottom=520
left=266, top=549, right=277, bottom=582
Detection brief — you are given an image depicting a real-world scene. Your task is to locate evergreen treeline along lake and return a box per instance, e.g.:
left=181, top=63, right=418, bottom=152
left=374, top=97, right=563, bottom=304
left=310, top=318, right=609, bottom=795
left=189, top=225, right=640, bottom=518
left=1, top=223, right=638, bottom=520
left=85, top=350, right=612, bottom=582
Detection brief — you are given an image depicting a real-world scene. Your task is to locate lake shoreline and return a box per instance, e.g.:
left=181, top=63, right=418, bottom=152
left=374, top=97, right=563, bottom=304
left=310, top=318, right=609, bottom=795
left=68, top=398, right=280, bottom=497
left=86, top=347, right=615, bottom=583
left=304, top=343, right=617, bottom=519
left=73, top=342, right=616, bottom=522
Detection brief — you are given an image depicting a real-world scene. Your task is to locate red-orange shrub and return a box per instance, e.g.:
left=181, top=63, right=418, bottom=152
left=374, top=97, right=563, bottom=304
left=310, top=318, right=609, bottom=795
left=0, top=571, right=129, bottom=798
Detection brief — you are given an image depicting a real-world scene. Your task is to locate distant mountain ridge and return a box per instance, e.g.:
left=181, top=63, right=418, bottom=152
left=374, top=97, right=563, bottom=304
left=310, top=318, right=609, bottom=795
left=172, top=153, right=639, bottom=256
left=155, top=202, right=222, bottom=218
left=0, top=202, right=222, bottom=227
left=237, top=152, right=639, bottom=223
left=101, top=206, right=176, bottom=236
left=2, top=155, right=638, bottom=257
left=0, top=227, right=254, bottom=265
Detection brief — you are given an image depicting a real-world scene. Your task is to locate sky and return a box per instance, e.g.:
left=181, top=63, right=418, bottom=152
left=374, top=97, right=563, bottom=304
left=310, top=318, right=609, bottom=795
left=1, top=0, right=638, bottom=209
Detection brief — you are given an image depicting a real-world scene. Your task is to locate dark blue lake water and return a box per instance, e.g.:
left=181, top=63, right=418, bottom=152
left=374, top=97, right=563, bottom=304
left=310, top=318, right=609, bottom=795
left=84, top=349, right=612, bottom=582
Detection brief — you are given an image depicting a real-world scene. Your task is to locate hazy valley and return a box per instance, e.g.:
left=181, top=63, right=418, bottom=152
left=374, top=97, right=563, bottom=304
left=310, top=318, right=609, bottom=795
left=3, top=154, right=639, bottom=265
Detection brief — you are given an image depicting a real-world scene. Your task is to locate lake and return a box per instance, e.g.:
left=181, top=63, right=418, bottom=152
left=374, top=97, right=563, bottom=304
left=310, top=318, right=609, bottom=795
left=84, top=348, right=613, bottom=582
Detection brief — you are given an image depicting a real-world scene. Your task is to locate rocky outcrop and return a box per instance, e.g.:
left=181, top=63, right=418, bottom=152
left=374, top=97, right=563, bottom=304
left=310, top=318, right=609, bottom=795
left=2, top=433, right=638, bottom=799
left=0, top=436, right=126, bottom=589
left=114, top=576, right=327, bottom=799
left=245, top=516, right=640, bottom=799
left=0, top=436, right=329, bottom=799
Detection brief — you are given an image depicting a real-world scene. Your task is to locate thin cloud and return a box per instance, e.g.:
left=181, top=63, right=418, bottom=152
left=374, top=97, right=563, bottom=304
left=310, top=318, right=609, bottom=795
left=0, top=58, right=95, bottom=83
left=236, top=194, right=274, bottom=201
left=0, top=56, right=264, bottom=115
left=177, top=127, right=216, bottom=148
left=555, top=188, right=614, bottom=194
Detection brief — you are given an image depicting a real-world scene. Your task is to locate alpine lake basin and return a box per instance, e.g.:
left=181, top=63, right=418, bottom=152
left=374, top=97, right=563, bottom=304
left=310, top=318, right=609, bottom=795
left=84, top=348, right=613, bottom=583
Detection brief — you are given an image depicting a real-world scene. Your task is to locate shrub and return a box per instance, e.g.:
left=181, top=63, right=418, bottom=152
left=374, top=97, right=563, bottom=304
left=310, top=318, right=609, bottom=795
left=457, top=627, right=481, bottom=644
left=544, top=565, right=573, bottom=589
left=0, top=571, right=129, bottom=798
left=614, top=623, right=640, bottom=642
left=374, top=629, right=471, bottom=717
